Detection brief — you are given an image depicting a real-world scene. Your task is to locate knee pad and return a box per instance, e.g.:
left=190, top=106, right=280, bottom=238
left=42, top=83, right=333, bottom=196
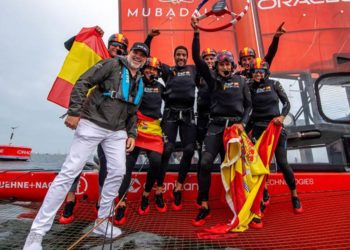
left=200, top=152, right=214, bottom=172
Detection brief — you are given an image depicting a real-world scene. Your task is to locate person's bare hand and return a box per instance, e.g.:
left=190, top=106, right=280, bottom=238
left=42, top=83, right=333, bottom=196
left=149, top=28, right=160, bottom=37
left=94, top=25, right=104, bottom=36
left=191, top=17, right=199, bottom=32
left=274, top=22, right=286, bottom=38
left=235, top=123, right=245, bottom=134
left=126, top=137, right=136, bottom=152
left=64, top=115, right=80, bottom=130
left=273, top=116, right=285, bottom=126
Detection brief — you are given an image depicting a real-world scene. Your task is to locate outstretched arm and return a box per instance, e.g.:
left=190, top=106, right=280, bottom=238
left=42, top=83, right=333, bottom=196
left=264, top=22, right=286, bottom=67
left=191, top=17, right=213, bottom=89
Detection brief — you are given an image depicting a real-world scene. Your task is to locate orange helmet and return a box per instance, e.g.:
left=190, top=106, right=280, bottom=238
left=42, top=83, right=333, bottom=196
left=249, top=57, right=270, bottom=76
left=143, top=56, right=162, bottom=75
left=239, top=47, right=256, bottom=65
left=108, top=33, right=129, bottom=49
left=201, top=48, right=217, bottom=59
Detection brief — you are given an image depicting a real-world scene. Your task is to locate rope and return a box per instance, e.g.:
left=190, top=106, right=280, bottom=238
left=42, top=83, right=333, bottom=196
left=67, top=157, right=149, bottom=250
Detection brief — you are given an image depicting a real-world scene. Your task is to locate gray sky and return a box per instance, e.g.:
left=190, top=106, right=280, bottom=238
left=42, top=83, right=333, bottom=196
left=0, top=0, right=118, bottom=153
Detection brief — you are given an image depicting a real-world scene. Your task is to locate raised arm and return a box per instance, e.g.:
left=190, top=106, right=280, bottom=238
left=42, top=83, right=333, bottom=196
left=191, top=18, right=213, bottom=89
left=264, top=22, right=286, bottom=67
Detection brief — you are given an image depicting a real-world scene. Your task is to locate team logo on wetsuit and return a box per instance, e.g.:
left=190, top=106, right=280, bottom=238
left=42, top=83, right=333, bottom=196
left=144, top=87, right=160, bottom=93
left=176, top=71, right=191, bottom=77
left=256, top=85, right=272, bottom=93
left=223, top=81, right=240, bottom=90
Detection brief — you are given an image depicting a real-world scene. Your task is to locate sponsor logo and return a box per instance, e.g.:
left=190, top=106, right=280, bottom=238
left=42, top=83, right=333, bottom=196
left=129, top=178, right=142, bottom=193
left=126, top=0, right=206, bottom=18
left=17, top=150, right=31, bottom=155
left=257, top=0, right=350, bottom=10
left=159, top=0, right=194, bottom=4
left=76, top=176, right=88, bottom=195
left=0, top=181, right=52, bottom=189
left=163, top=181, right=198, bottom=191
left=268, top=178, right=314, bottom=186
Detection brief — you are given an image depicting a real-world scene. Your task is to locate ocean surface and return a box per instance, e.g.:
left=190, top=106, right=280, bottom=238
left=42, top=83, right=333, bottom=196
left=0, top=153, right=97, bottom=171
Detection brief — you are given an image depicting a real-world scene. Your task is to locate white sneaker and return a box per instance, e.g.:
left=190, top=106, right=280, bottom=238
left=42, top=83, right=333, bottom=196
left=23, top=231, right=43, bottom=250
left=93, top=220, right=122, bottom=238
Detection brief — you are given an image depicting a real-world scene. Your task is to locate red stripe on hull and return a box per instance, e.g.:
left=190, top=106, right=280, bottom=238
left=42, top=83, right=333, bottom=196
left=1, top=171, right=350, bottom=202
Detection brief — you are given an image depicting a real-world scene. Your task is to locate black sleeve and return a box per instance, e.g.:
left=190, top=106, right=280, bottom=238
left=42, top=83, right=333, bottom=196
left=68, top=59, right=114, bottom=116
left=192, top=32, right=214, bottom=90
left=144, top=35, right=153, bottom=55
left=242, top=79, right=252, bottom=125
left=64, top=36, right=76, bottom=51
left=264, top=36, right=280, bottom=67
left=160, top=62, right=171, bottom=83
left=274, top=81, right=290, bottom=116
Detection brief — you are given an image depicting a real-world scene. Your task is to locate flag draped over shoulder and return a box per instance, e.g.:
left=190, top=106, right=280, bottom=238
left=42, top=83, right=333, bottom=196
left=135, top=111, right=164, bottom=154
left=47, top=27, right=110, bottom=108
left=197, top=122, right=282, bottom=239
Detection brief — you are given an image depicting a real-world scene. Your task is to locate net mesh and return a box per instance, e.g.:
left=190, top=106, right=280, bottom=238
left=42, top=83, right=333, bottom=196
left=1, top=190, right=350, bottom=249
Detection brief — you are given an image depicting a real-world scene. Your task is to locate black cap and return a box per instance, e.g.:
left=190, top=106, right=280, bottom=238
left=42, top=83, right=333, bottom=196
left=130, top=42, right=149, bottom=57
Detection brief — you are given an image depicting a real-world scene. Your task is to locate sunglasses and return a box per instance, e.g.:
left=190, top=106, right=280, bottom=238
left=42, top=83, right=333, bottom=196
left=253, top=69, right=266, bottom=74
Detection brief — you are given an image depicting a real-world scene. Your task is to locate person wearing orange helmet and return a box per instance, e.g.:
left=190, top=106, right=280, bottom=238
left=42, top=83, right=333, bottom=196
left=237, top=22, right=286, bottom=77
left=247, top=58, right=303, bottom=228
left=113, top=56, right=168, bottom=225
left=196, top=48, right=217, bottom=192
left=191, top=18, right=252, bottom=226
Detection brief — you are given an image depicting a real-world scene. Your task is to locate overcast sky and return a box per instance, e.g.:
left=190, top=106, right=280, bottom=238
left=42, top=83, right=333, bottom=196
left=0, top=0, right=119, bottom=153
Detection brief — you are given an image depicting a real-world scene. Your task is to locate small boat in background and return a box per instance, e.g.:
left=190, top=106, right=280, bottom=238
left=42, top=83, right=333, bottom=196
left=0, top=127, right=32, bottom=161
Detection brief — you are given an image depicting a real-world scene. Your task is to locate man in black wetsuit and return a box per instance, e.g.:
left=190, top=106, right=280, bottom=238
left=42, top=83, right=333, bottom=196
left=146, top=31, right=199, bottom=211
left=237, top=22, right=286, bottom=77
left=247, top=58, right=303, bottom=228
left=191, top=19, right=252, bottom=226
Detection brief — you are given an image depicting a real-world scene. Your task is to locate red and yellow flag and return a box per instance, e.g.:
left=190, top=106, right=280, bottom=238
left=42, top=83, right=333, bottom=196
left=47, top=27, right=110, bottom=108
left=135, top=111, right=164, bottom=154
left=197, top=122, right=281, bottom=238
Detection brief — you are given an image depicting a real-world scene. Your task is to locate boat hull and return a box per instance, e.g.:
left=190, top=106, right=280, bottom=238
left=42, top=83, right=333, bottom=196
left=0, top=171, right=349, bottom=202
left=0, top=145, right=32, bottom=161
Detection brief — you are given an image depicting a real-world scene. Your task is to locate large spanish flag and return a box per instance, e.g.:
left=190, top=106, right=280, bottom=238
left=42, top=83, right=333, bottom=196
left=47, top=27, right=110, bottom=108
left=135, top=111, right=164, bottom=154
left=197, top=122, right=281, bottom=238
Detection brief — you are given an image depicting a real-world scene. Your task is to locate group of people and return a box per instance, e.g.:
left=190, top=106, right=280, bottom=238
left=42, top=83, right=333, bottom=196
left=23, top=19, right=303, bottom=250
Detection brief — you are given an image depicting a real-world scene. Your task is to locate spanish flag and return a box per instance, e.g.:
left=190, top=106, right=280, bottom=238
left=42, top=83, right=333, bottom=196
left=47, top=27, right=110, bottom=108
left=197, top=122, right=281, bottom=238
left=135, top=111, right=164, bottom=154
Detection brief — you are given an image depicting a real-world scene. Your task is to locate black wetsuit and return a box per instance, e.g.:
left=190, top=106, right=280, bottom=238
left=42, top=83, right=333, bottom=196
left=117, top=78, right=165, bottom=199
left=192, top=32, right=252, bottom=202
left=161, top=64, right=198, bottom=184
left=146, top=37, right=199, bottom=185
left=249, top=78, right=296, bottom=191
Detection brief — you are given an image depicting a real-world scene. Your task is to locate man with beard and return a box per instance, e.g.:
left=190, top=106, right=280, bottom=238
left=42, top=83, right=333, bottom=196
left=146, top=32, right=199, bottom=211
left=23, top=43, right=148, bottom=250
left=191, top=18, right=252, bottom=226
left=59, top=28, right=160, bottom=224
